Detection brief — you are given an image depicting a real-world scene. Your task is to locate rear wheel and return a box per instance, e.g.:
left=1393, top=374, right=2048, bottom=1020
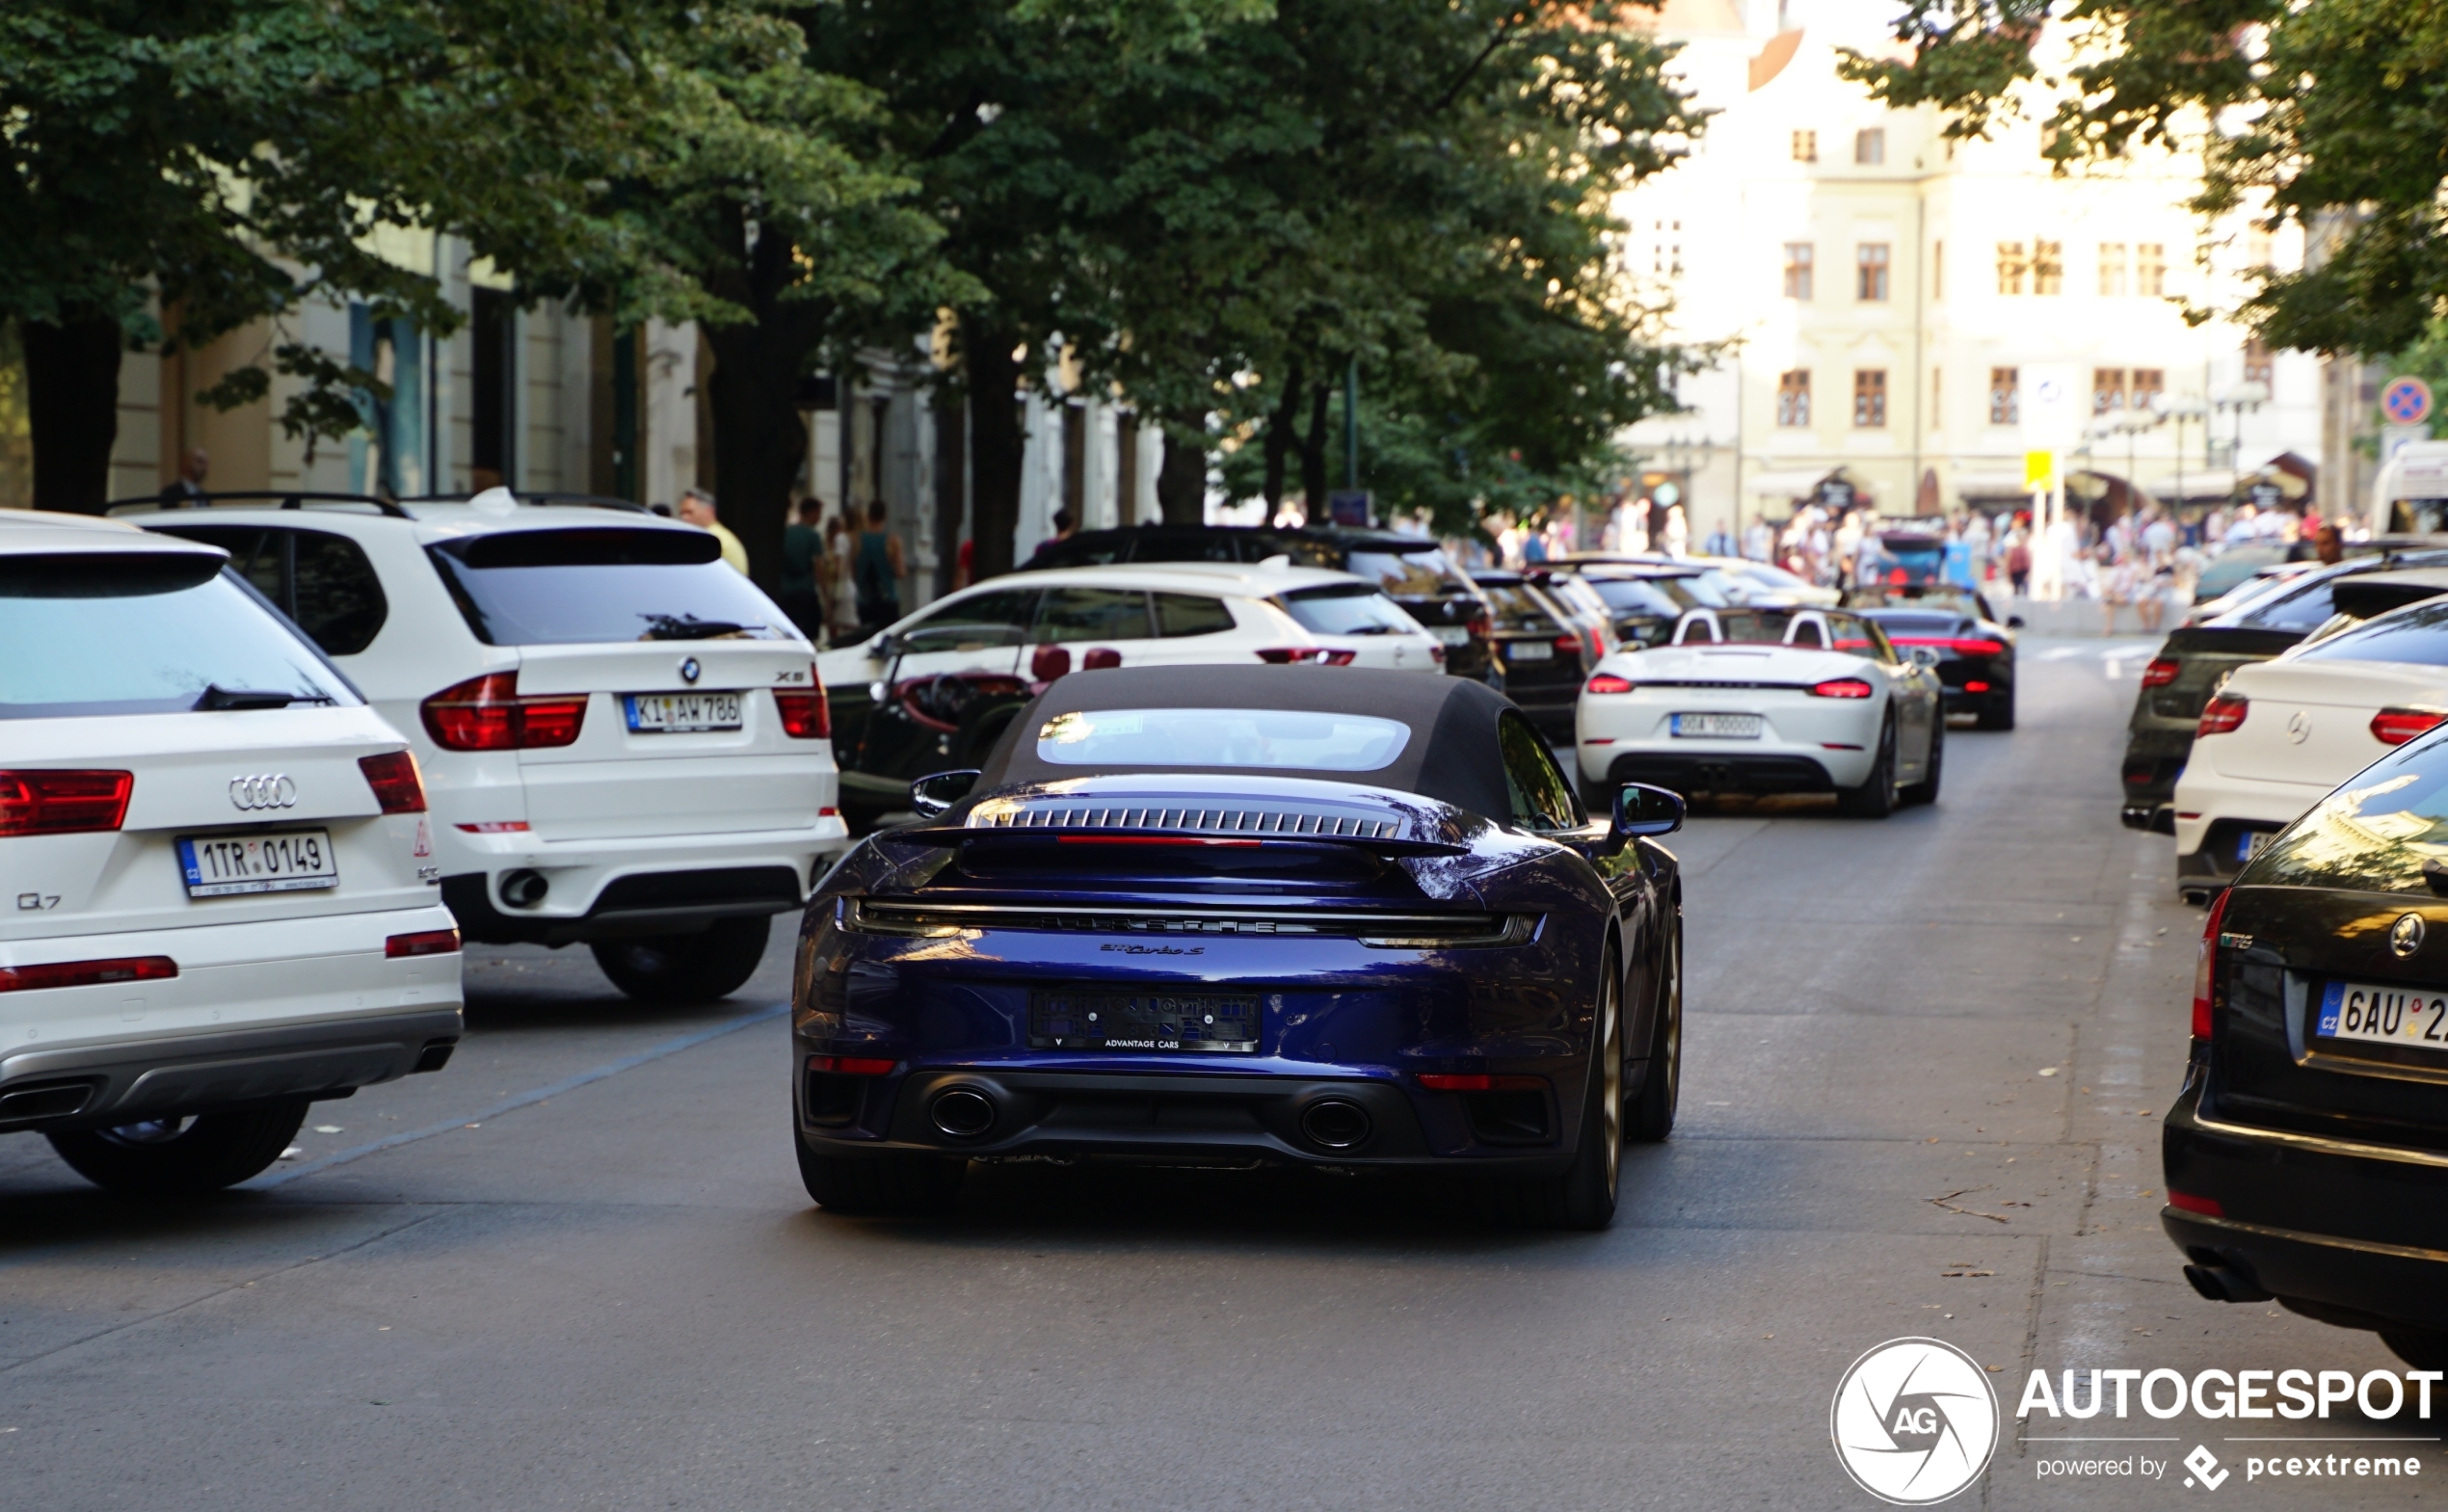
left=1900, top=718, right=1944, bottom=807
left=795, top=1130, right=966, bottom=1216
left=1834, top=713, right=1898, bottom=818
left=1629, top=916, right=1681, bottom=1142
left=47, top=1100, right=309, bottom=1198
left=592, top=914, right=770, bottom=1002
left=1487, top=948, right=1621, bottom=1230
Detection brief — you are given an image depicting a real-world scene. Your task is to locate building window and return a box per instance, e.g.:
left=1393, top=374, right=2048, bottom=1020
left=1856, top=243, right=1890, bottom=302
left=1776, top=370, right=1811, bottom=427
left=1853, top=369, right=1888, bottom=428
left=2138, top=243, right=2167, bottom=296
left=1996, top=242, right=2027, bottom=296
left=2131, top=368, right=2165, bottom=411
left=2097, top=242, right=2127, bottom=297
left=2033, top=240, right=2063, bottom=296
left=2244, top=337, right=2274, bottom=387
left=1988, top=367, right=2019, bottom=425
left=1932, top=241, right=1945, bottom=300
left=2092, top=368, right=2126, bottom=415
left=1793, top=129, right=1818, bottom=163
left=1783, top=243, right=1815, bottom=300
left=1854, top=128, right=1885, bottom=166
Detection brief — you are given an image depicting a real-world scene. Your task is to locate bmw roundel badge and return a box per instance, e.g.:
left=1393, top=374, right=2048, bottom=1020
left=679, top=656, right=702, bottom=684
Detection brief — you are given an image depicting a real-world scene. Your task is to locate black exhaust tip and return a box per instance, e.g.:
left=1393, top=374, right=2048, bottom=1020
left=2184, top=1261, right=2274, bottom=1304
left=499, top=869, right=548, bottom=909
left=1299, top=1098, right=1372, bottom=1151
left=930, top=1088, right=997, bottom=1139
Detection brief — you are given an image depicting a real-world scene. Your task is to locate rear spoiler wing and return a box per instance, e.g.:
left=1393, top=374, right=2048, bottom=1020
left=889, top=824, right=1465, bottom=857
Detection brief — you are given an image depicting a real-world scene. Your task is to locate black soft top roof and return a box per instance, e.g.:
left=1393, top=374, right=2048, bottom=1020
left=976, top=665, right=1516, bottom=819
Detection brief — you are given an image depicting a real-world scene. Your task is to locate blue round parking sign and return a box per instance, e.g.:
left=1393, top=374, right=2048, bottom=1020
left=2384, top=376, right=2433, bottom=425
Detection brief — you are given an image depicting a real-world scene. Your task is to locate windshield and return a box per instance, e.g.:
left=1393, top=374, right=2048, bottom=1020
left=2240, top=577, right=2341, bottom=632
left=1345, top=545, right=1473, bottom=598
left=1475, top=582, right=1558, bottom=632
left=1034, top=707, right=1412, bottom=770
left=2195, top=545, right=2292, bottom=601
left=2297, top=600, right=2448, bottom=667
left=0, top=556, right=357, bottom=718
left=427, top=528, right=791, bottom=646
left=1682, top=609, right=1894, bottom=659
left=1849, top=586, right=1988, bottom=618
left=2248, top=742, right=2448, bottom=895
left=1276, top=584, right=1420, bottom=637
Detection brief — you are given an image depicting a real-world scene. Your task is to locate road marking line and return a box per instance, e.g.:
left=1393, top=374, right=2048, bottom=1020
left=248, top=1000, right=788, bottom=1189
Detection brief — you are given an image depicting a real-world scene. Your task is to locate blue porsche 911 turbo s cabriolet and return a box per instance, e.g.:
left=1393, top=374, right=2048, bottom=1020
left=789, top=665, right=1686, bottom=1228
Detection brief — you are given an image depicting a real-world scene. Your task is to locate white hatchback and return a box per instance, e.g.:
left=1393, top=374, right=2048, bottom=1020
left=0, top=511, right=462, bottom=1198
left=122, top=491, right=848, bottom=1000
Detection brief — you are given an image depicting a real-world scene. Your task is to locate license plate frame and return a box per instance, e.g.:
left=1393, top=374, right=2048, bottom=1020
left=1504, top=640, right=1556, bottom=662
left=625, top=690, right=744, bottom=734
left=1029, top=989, right=1263, bottom=1053
left=1670, top=712, right=1764, bottom=739
left=176, top=829, right=339, bottom=897
left=2314, top=979, right=2448, bottom=1052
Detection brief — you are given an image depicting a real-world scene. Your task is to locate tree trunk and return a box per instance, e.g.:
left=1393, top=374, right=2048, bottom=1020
left=965, top=316, right=1024, bottom=580
left=1155, top=406, right=1208, bottom=526
left=26, top=316, right=125, bottom=513
left=699, top=210, right=831, bottom=592
left=1298, top=379, right=1332, bottom=516
left=1261, top=358, right=1304, bottom=513
left=933, top=387, right=967, bottom=597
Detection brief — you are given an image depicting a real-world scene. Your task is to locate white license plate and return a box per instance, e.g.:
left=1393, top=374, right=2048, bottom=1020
left=625, top=691, right=742, bottom=733
left=2315, top=980, right=2448, bottom=1049
left=177, top=830, right=338, bottom=897
left=1430, top=625, right=1472, bottom=647
left=1505, top=641, right=1556, bottom=662
left=1671, top=712, right=1763, bottom=739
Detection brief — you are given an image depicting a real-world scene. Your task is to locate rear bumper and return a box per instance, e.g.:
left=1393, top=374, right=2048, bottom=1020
left=0, top=1007, right=463, bottom=1133
left=2164, top=1080, right=2448, bottom=1331
left=2171, top=767, right=2327, bottom=886
left=443, top=862, right=806, bottom=944
left=1593, top=749, right=1841, bottom=795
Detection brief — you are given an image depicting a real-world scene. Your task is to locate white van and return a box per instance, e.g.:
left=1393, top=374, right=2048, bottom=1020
left=2368, top=440, right=2448, bottom=537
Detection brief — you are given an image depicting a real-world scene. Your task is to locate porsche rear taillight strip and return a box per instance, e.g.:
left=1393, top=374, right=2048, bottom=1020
left=845, top=898, right=1532, bottom=947
left=970, top=804, right=1405, bottom=839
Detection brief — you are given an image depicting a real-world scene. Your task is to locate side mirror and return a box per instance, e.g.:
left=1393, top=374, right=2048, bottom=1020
left=868, top=632, right=898, bottom=658
left=1611, top=783, right=1685, bottom=838
left=2006, top=615, right=2026, bottom=629
left=909, top=768, right=980, bottom=819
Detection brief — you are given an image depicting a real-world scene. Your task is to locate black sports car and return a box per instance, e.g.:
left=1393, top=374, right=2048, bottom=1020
left=1848, top=586, right=2022, bottom=729
left=790, top=666, right=1687, bottom=1228
left=1468, top=570, right=1589, bottom=742
left=2165, top=725, right=2448, bottom=1369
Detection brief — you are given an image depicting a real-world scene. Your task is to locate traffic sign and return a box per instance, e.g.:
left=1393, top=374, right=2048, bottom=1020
left=2023, top=449, right=2058, bottom=491
left=2384, top=376, right=2433, bottom=426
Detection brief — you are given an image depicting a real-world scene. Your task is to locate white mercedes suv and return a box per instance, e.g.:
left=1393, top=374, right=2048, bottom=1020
left=0, top=511, right=462, bottom=1197
left=122, top=491, right=848, bottom=1000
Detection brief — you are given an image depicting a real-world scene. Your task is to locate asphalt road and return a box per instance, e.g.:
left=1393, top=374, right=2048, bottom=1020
left=2, top=639, right=2432, bottom=1509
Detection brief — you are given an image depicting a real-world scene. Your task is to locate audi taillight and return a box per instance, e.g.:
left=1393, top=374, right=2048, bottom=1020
left=2193, top=887, right=2231, bottom=1042
left=385, top=928, right=461, bottom=959
left=1256, top=648, right=1356, bottom=666
left=1586, top=674, right=1635, bottom=695
left=775, top=664, right=831, bottom=739
left=420, top=673, right=587, bottom=751
left=2142, top=657, right=2181, bottom=688
left=2197, top=693, right=2248, bottom=737
left=2372, top=707, right=2448, bottom=746
left=358, top=751, right=427, bottom=813
left=1810, top=678, right=1875, bottom=699
left=0, top=955, right=174, bottom=993
left=0, top=771, right=133, bottom=836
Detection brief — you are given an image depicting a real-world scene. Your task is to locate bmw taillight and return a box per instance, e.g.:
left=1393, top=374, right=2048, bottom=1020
left=1586, top=674, right=1635, bottom=695
left=1256, top=648, right=1357, bottom=666
left=358, top=751, right=427, bottom=813
left=2196, top=693, right=2248, bottom=737
left=0, top=771, right=133, bottom=836
left=775, top=663, right=831, bottom=739
left=2193, top=887, right=2231, bottom=1042
left=2142, top=657, right=2181, bottom=688
left=1810, top=678, right=1875, bottom=699
left=2371, top=707, right=2448, bottom=746
left=420, top=672, right=587, bottom=751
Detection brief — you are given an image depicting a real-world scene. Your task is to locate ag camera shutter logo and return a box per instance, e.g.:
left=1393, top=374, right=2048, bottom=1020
left=1832, top=1338, right=1999, bottom=1504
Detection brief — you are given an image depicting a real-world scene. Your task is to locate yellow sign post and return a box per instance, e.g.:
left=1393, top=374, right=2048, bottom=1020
left=2023, top=449, right=2058, bottom=492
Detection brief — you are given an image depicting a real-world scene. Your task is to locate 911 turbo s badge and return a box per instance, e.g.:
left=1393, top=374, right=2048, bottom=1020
left=2393, top=913, right=2427, bottom=958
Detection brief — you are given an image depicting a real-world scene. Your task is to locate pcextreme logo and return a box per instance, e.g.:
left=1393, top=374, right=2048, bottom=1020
left=1831, top=1338, right=2001, bottom=1505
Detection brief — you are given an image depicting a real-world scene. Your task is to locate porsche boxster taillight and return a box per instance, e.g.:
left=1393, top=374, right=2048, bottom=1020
left=775, top=663, right=831, bottom=739
left=2142, top=657, right=2181, bottom=688
left=0, top=770, right=133, bottom=836
left=2193, top=887, right=2231, bottom=1042
left=421, top=673, right=587, bottom=751
left=1256, top=648, right=1356, bottom=666
left=1585, top=674, right=1635, bottom=695
left=1809, top=678, right=1875, bottom=699
left=2371, top=707, right=2448, bottom=746
left=2196, top=693, right=2248, bottom=737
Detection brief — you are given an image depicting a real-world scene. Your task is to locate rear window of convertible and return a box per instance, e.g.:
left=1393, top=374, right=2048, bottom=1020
left=426, top=528, right=791, bottom=646
left=1035, top=707, right=1412, bottom=771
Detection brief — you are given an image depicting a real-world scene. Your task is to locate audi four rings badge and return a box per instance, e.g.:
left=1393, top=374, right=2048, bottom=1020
left=679, top=656, right=703, bottom=684
left=228, top=774, right=298, bottom=810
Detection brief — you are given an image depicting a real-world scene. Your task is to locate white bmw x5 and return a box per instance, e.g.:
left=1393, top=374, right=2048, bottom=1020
left=1, top=511, right=462, bottom=1198
left=121, top=490, right=848, bottom=1000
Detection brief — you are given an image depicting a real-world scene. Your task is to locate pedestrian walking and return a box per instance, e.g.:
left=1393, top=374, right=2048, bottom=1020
left=853, top=498, right=906, bottom=636
left=2006, top=533, right=2032, bottom=597
left=159, top=447, right=210, bottom=508
left=780, top=495, right=826, bottom=640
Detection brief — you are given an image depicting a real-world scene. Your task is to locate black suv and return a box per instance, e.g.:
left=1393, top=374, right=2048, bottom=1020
left=1020, top=525, right=1498, bottom=682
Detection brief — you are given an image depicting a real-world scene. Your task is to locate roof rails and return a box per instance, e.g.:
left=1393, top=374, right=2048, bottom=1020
left=402, top=491, right=652, bottom=515
left=105, top=491, right=414, bottom=519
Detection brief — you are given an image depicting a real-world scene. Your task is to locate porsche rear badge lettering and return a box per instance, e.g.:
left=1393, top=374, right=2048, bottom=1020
left=1100, top=943, right=1205, bottom=955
